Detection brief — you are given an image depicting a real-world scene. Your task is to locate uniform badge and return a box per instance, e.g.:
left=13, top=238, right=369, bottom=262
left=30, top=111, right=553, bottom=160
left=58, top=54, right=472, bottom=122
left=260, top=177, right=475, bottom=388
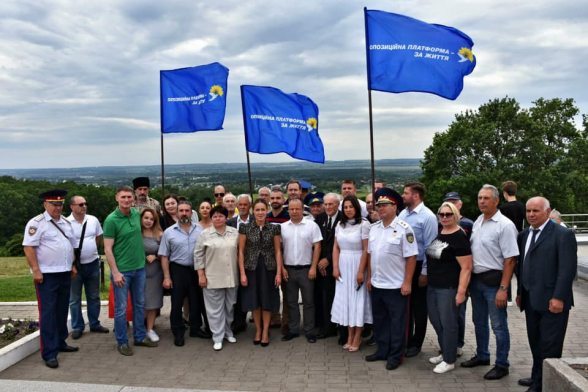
left=406, top=233, right=414, bottom=243
left=29, top=226, right=37, bottom=236
left=393, top=230, right=397, bottom=237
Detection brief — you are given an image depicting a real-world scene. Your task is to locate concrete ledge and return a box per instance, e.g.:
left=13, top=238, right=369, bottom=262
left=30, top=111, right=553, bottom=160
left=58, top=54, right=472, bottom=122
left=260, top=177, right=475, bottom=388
left=0, top=311, right=85, bottom=373
left=544, top=358, right=588, bottom=392
left=0, top=380, right=230, bottom=392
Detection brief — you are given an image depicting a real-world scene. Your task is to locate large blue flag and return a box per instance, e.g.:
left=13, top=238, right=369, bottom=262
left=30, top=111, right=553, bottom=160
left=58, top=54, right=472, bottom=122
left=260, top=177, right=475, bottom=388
left=241, top=85, right=325, bottom=164
left=365, top=9, right=476, bottom=100
left=160, top=63, right=229, bottom=133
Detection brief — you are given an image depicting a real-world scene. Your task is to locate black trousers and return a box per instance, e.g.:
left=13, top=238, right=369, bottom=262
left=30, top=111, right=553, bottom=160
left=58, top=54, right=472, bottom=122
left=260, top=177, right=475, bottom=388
left=407, top=259, right=428, bottom=349
left=523, top=289, right=569, bottom=392
left=370, top=286, right=409, bottom=364
left=314, top=273, right=336, bottom=335
left=169, top=263, right=206, bottom=337
left=35, top=272, right=71, bottom=361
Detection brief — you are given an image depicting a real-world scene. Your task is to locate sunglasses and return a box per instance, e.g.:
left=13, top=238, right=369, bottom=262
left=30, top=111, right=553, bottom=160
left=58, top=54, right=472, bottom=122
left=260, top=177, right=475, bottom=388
left=214, top=193, right=225, bottom=197
left=438, top=212, right=454, bottom=218
left=72, top=203, right=87, bottom=207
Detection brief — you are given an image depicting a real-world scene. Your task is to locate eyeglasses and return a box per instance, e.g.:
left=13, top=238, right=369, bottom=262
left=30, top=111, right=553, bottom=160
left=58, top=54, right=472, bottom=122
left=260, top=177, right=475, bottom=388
left=438, top=212, right=454, bottom=218
left=72, top=203, right=87, bottom=207
left=214, top=193, right=225, bottom=197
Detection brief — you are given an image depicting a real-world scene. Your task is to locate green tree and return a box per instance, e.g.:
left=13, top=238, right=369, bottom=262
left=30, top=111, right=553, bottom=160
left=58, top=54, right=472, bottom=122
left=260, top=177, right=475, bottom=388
left=420, top=97, right=585, bottom=219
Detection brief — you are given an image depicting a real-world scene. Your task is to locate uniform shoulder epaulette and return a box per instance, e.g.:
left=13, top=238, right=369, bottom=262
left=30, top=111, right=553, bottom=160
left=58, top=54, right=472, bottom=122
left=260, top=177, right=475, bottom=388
left=33, top=214, right=44, bottom=222
left=397, top=220, right=409, bottom=229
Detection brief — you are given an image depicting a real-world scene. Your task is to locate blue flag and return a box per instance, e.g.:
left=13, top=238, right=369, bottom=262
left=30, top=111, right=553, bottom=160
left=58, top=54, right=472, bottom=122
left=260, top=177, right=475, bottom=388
left=365, top=9, right=476, bottom=100
left=160, top=63, right=229, bottom=133
left=241, top=85, right=325, bottom=164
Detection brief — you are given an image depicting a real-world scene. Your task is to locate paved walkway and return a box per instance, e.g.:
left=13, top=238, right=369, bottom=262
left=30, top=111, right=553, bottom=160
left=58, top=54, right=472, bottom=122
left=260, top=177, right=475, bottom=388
left=1, top=277, right=588, bottom=391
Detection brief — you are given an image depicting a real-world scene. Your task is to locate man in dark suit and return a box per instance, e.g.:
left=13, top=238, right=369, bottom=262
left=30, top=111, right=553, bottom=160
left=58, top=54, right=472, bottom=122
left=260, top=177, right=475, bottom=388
left=314, top=193, right=341, bottom=340
left=515, top=196, right=577, bottom=392
left=227, top=194, right=253, bottom=335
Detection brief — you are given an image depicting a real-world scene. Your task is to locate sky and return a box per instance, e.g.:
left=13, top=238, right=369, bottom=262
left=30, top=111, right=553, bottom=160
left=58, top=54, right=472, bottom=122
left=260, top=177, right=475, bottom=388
left=1, top=0, right=587, bottom=169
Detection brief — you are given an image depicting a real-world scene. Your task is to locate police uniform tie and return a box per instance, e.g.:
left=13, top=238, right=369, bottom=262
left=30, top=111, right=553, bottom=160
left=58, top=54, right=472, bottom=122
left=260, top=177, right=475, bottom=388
left=522, top=228, right=539, bottom=291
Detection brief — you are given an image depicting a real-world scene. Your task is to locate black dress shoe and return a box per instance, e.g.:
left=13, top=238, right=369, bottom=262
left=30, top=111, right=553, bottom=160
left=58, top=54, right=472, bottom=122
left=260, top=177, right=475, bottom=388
left=59, top=345, right=79, bottom=352
left=518, top=378, right=533, bottom=387
left=405, top=346, right=421, bottom=358
left=45, top=358, right=59, bottom=369
left=71, top=330, right=82, bottom=340
left=365, top=354, right=386, bottom=362
left=483, top=366, right=509, bottom=380
left=460, top=355, right=491, bottom=368
left=281, top=332, right=300, bottom=341
left=306, top=333, right=317, bottom=343
left=90, top=326, right=109, bottom=333
left=174, top=337, right=185, bottom=347
left=189, top=329, right=211, bottom=339
left=386, top=361, right=400, bottom=370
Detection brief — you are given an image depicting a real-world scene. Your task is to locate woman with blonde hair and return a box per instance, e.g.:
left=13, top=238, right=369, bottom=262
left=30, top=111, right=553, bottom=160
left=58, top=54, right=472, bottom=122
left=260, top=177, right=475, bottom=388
left=426, top=202, right=472, bottom=374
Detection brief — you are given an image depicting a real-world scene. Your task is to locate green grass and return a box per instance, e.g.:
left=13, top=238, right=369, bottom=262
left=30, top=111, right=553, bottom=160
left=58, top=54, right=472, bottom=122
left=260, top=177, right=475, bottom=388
left=0, top=257, right=111, bottom=302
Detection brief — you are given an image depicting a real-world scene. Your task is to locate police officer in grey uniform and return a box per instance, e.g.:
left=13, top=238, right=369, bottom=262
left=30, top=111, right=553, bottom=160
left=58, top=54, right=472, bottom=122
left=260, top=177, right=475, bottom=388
left=22, top=189, right=79, bottom=369
left=365, top=188, right=418, bottom=371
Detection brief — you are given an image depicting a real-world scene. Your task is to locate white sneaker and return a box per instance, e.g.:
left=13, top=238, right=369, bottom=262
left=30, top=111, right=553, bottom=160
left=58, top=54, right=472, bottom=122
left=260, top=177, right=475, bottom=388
left=146, top=329, right=159, bottom=342
left=224, top=336, right=237, bottom=343
left=429, top=354, right=444, bottom=364
left=456, top=347, right=463, bottom=357
left=213, top=342, right=223, bottom=351
left=433, top=361, right=455, bottom=374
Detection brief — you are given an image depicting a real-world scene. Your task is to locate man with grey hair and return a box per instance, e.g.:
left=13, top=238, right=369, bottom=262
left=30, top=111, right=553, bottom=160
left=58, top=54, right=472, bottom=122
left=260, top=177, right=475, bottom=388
left=223, top=193, right=237, bottom=219
left=461, top=184, right=519, bottom=381
left=515, top=197, right=577, bottom=391
left=314, top=192, right=341, bottom=340
left=258, top=187, right=271, bottom=207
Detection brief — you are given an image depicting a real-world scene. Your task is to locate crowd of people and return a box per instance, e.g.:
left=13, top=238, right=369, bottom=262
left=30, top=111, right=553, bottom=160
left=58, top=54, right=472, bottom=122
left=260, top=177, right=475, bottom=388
left=23, top=177, right=577, bottom=392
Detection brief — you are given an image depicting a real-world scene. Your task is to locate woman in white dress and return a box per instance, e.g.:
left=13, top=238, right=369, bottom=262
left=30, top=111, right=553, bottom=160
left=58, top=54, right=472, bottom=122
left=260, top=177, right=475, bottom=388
left=331, top=195, right=372, bottom=352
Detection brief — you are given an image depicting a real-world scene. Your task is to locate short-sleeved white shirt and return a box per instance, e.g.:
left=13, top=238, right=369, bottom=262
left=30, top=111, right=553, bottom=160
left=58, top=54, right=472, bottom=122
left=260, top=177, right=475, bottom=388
left=281, top=219, right=323, bottom=266
left=368, top=217, right=418, bottom=289
left=22, top=211, right=76, bottom=273
left=67, top=214, right=103, bottom=264
left=470, top=210, right=520, bottom=274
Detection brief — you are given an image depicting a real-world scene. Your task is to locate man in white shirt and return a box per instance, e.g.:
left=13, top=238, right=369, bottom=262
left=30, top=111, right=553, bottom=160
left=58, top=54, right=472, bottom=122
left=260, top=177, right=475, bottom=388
left=67, top=196, right=109, bottom=339
left=280, top=198, right=322, bottom=343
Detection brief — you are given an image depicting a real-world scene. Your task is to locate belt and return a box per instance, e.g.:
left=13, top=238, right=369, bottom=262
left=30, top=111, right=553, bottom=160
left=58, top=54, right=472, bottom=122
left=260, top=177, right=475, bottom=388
left=285, top=265, right=311, bottom=270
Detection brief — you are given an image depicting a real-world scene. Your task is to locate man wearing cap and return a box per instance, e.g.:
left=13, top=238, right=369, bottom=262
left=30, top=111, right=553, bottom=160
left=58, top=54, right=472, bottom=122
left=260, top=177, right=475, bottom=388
left=23, top=189, right=79, bottom=369
left=132, top=177, right=161, bottom=213
left=438, top=191, right=475, bottom=357
left=304, top=192, right=325, bottom=220
left=340, top=179, right=368, bottom=218
left=104, top=186, right=158, bottom=356
left=366, top=188, right=418, bottom=370
left=399, top=182, right=438, bottom=358
left=67, top=195, right=109, bottom=340
left=313, top=192, right=339, bottom=340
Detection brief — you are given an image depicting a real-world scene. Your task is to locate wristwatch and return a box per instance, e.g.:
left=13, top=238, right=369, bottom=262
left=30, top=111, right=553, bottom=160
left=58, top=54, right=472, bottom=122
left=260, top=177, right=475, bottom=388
left=499, top=285, right=509, bottom=291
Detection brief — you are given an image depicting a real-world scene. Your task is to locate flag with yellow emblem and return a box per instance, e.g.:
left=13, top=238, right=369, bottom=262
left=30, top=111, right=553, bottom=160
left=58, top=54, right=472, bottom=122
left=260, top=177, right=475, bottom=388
left=160, top=62, right=229, bottom=133
left=241, top=85, right=324, bottom=164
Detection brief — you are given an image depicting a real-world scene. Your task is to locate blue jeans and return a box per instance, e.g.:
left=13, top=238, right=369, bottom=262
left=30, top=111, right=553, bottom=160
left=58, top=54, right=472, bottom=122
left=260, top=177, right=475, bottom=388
left=427, top=286, right=459, bottom=364
left=111, top=268, right=146, bottom=346
left=470, top=275, right=510, bottom=368
left=69, top=259, right=102, bottom=331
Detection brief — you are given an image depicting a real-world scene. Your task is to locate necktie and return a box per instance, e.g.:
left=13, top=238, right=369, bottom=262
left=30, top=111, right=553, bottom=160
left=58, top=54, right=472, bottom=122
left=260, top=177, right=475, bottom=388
left=522, top=229, right=538, bottom=290
left=327, top=216, right=332, bottom=231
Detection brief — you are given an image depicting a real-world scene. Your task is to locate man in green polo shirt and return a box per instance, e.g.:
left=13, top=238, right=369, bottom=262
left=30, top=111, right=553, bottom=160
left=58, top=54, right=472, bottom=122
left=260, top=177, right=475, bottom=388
left=104, top=185, right=157, bottom=356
